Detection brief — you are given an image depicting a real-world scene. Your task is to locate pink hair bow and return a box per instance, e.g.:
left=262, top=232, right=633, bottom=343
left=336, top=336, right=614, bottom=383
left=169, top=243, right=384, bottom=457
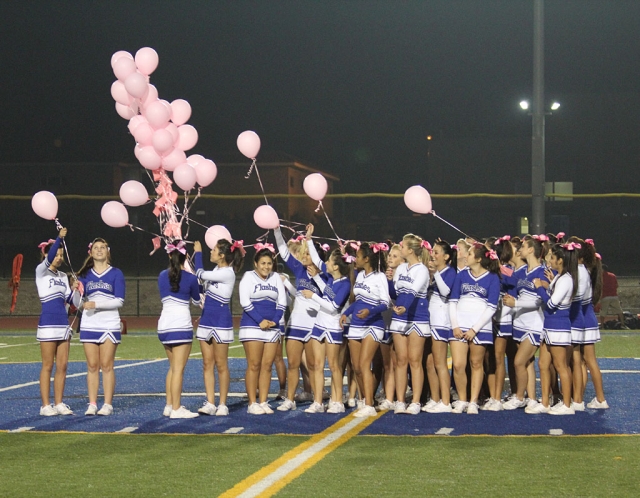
left=556, top=232, right=565, bottom=240
left=38, top=239, right=56, bottom=255
left=421, top=240, right=432, bottom=251
left=563, top=242, right=581, bottom=251
left=342, top=254, right=356, bottom=263
left=254, top=243, right=275, bottom=254
left=371, top=242, right=389, bottom=253
left=451, top=244, right=459, bottom=251
left=231, top=240, right=246, bottom=257
left=349, top=241, right=361, bottom=250
left=294, top=235, right=305, bottom=243
left=533, top=234, right=549, bottom=242
left=87, top=242, right=93, bottom=254
left=485, top=249, right=499, bottom=261
left=320, top=243, right=330, bottom=252
left=166, top=240, right=187, bottom=255
left=495, top=235, right=511, bottom=245
left=585, top=239, right=594, bottom=246
left=595, top=252, right=602, bottom=260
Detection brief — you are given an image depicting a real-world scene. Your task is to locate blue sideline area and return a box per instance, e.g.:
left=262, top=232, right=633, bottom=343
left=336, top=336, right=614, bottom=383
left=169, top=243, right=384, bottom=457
left=0, top=358, right=638, bottom=436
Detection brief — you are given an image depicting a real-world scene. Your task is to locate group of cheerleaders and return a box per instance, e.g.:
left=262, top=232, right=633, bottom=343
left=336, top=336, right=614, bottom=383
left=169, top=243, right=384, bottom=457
left=36, top=224, right=609, bottom=419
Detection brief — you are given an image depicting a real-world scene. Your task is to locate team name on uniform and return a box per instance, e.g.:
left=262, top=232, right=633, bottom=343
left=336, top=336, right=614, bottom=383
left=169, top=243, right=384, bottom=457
left=86, top=281, right=113, bottom=292
left=254, top=283, right=278, bottom=293
left=461, top=283, right=487, bottom=296
left=517, top=278, right=535, bottom=290
left=48, top=278, right=67, bottom=289
left=398, top=275, right=414, bottom=283
left=354, top=282, right=371, bottom=293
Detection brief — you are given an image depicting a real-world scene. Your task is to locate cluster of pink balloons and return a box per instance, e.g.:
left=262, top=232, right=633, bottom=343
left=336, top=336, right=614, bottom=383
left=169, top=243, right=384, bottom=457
left=404, top=185, right=433, bottom=214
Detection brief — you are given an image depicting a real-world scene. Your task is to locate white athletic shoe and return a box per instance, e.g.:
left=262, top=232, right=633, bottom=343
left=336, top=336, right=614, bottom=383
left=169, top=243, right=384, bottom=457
left=571, top=401, right=585, bottom=412
left=97, top=404, right=113, bottom=416
left=378, top=399, right=395, bottom=411
left=347, top=398, right=357, bottom=408
left=586, top=397, right=609, bottom=409
left=54, top=403, right=73, bottom=415
left=277, top=398, right=296, bottom=411
left=304, top=402, right=325, bottom=414
left=163, top=404, right=172, bottom=417
left=198, top=401, right=217, bottom=416
left=326, top=401, right=345, bottom=413
left=421, top=399, right=438, bottom=412
left=40, top=404, right=58, bottom=417
left=354, top=405, right=377, bottom=418
left=394, top=401, right=407, bottom=414
left=484, top=399, right=503, bottom=412
left=216, top=404, right=229, bottom=416
left=452, top=401, right=469, bottom=414
left=549, top=403, right=575, bottom=416
left=502, top=397, right=526, bottom=410
left=357, top=399, right=365, bottom=411
left=247, top=402, right=265, bottom=415
left=466, top=402, right=479, bottom=415
left=259, top=402, right=274, bottom=414
left=404, top=402, right=421, bottom=415
left=525, top=402, right=550, bottom=414
left=85, top=404, right=98, bottom=416
left=525, top=397, right=539, bottom=408
left=426, top=401, right=453, bottom=413
left=170, top=406, right=199, bottom=419
left=479, top=398, right=495, bottom=411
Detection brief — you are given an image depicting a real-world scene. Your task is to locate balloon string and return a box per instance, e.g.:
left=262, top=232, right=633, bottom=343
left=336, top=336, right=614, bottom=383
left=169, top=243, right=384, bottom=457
left=127, top=224, right=162, bottom=238
left=320, top=201, right=343, bottom=243
left=431, top=211, right=471, bottom=239
left=253, top=161, right=269, bottom=206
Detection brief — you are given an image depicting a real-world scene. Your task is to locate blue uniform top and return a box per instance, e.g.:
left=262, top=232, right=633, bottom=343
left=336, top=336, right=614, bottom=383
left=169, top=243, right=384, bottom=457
left=536, top=272, right=573, bottom=331
left=158, top=269, right=201, bottom=305
left=239, top=271, right=287, bottom=328
left=343, top=270, right=391, bottom=329
left=392, top=262, right=430, bottom=323
left=449, top=268, right=501, bottom=333
left=36, top=237, right=76, bottom=327
left=194, top=252, right=236, bottom=329
left=79, top=266, right=125, bottom=333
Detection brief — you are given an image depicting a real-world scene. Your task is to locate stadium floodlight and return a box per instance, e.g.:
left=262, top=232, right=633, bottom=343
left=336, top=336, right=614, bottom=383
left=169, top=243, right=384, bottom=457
left=519, top=100, right=530, bottom=110
left=550, top=101, right=560, bottom=111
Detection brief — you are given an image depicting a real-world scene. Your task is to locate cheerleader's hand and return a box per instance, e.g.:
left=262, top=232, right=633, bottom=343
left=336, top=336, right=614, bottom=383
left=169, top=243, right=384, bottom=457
left=356, top=308, right=370, bottom=319
left=393, top=306, right=406, bottom=315
left=305, top=223, right=314, bottom=240
left=463, top=328, right=477, bottom=341
left=259, top=319, right=272, bottom=330
left=453, top=327, right=464, bottom=339
left=193, top=241, right=202, bottom=253
left=59, top=227, right=67, bottom=238
left=427, top=261, right=436, bottom=274
left=385, top=268, right=394, bottom=280
left=339, top=315, right=348, bottom=329
left=503, top=295, right=516, bottom=307
left=301, top=289, right=314, bottom=299
left=307, top=265, right=319, bottom=277
left=83, top=301, right=96, bottom=310
left=544, top=268, right=554, bottom=282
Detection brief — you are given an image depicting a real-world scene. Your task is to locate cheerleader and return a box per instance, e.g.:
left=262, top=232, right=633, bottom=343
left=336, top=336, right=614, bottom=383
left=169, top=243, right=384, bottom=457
left=448, top=243, right=501, bottom=414
left=193, top=238, right=245, bottom=417
left=502, top=236, right=549, bottom=409
left=274, top=227, right=323, bottom=411
left=389, top=234, right=431, bottom=415
left=158, top=241, right=202, bottom=419
left=527, top=243, right=578, bottom=414
left=239, top=244, right=287, bottom=414
left=339, top=242, right=391, bottom=417
left=300, top=224, right=352, bottom=413
left=77, top=238, right=125, bottom=416
left=36, top=227, right=81, bottom=416
left=425, top=240, right=457, bottom=413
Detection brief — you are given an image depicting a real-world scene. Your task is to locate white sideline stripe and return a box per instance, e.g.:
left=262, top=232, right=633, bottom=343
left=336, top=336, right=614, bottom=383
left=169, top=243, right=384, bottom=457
left=549, top=429, right=563, bottom=436
left=0, top=358, right=7, bottom=360
left=112, top=392, right=274, bottom=399
left=0, top=358, right=167, bottom=393
left=435, top=427, right=454, bottom=435
left=0, top=342, right=37, bottom=349
left=9, top=427, right=34, bottom=433
left=223, top=427, right=244, bottom=434
left=601, top=369, right=640, bottom=373
left=116, top=426, right=138, bottom=433
left=189, top=352, right=202, bottom=356
left=236, top=417, right=364, bottom=498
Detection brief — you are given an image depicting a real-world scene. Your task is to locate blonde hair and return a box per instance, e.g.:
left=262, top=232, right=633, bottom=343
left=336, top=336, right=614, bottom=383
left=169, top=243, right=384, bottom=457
left=402, top=233, right=430, bottom=265
left=287, top=239, right=301, bottom=258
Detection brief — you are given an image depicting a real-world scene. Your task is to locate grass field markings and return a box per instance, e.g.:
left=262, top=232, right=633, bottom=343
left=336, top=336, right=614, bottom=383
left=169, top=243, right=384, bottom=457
left=435, top=427, right=454, bottom=435
left=189, top=352, right=202, bottom=356
left=115, top=427, right=139, bottom=433
left=0, top=358, right=7, bottom=361
left=549, top=429, right=564, bottom=436
left=224, top=427, right=245, bottom=434
left=219, top=412, right=383, bottom=498
left=229, top=345, right=243, bottom=350
left=601, top=370, right=640, bottom=373
left=8, top=427, right=34, bottom=433
left=0, top=342, right=37, bottom=349
left=0, top=358, right=167, bottom=393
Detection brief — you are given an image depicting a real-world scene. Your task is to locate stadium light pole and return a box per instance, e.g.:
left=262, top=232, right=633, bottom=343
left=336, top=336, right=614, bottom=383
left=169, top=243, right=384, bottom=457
left=531, top=0, right=545, bottom=235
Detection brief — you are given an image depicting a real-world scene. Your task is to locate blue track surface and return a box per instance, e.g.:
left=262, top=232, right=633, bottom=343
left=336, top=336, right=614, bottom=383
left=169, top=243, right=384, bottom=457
left=1, top=358, right=638, bottom=436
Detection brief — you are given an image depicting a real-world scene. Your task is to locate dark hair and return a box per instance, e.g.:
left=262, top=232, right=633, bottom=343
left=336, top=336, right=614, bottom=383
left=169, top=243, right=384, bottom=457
left=217, top=239, right=245, bottom=274
left=550, top=243, right=579, bottom=298
left=78, top=238, right=110, bottom=277
left=330, top=248, right=352, bottom=277
left=434, top=240, right=457, bottom=269
left=510, top=236, right=522, bottom=251
left=254, top=248, right=276, bottom=264
left=313, top=242, right=327, bottom=263
left=471, top=243, right=501, bottom=275
left=168, top=250, right=187, bottom=292
left=493, top=238, right=513, bottom=265
left=522, top=235, right=546, bottom=260
left=39, top=241, right=59, bottom=262
left=568, top=236, right=603, bottom=304
left=358, top=242, right=387, bottom=273
left=484, top=236, right=497, bottom=248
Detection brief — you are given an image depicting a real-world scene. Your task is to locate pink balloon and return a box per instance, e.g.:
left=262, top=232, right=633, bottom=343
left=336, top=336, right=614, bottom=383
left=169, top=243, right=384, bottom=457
left=152, top=128, right=174, bottom=154
left=113, top=56, right=137, bottom=81
left=195, top=159, right=217, bottom=187
left=186, top=154, right=204, bottom=167
left=101, top=201, right=129, bottom=228
left=176, top=124, right=198, bottom=151
left=173, top=162, right=197, bottom=191
left=134, top=47, right=159, bottom=76
left=205, top=225, right=232, bottom=250
left=145, top=100, right=171, bottom=129
left=253, top=205, right=279, bottom=229
left=115, top=102, right=136, bottom=120
left=404, top=185, right=433, bottom=214
left=31, top=191, right=58, bottom=220
left=110, top=80, right=132, bottom=105
left=133, top=122, right=154, bottom=146
left=170, top=99, right=192, bottom=126
left=165, top=123, right=179, bottom=144
left=303, top=173, right=328, bottom=201
left=111, top=51, right=133, bottom=68
left=138, top=146, right=162, bottom=170
left=237, top=130, right=261, bottom=159
left=128, top=115, right=146, bottom=134
left=119, top=180, right=149, bottom=207
left=134, top=143, right=144, bottom=160
left=141, top=84, right=158, bottom=109
left=162, top=148, right=187, bottom=172
left=124, top=72, right=148, bottom=98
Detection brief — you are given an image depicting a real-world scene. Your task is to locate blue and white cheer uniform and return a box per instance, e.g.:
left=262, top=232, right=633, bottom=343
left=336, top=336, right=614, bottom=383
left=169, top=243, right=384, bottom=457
left=238, top=271, right=286, bottom=343
left=157, top=269, right=201, bottom=345
left=79, top=266, right=125, bottom=344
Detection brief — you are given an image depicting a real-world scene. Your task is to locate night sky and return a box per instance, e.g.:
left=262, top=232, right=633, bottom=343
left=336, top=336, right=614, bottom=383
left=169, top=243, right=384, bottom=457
left=2, top=0, right=640, bottom=194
